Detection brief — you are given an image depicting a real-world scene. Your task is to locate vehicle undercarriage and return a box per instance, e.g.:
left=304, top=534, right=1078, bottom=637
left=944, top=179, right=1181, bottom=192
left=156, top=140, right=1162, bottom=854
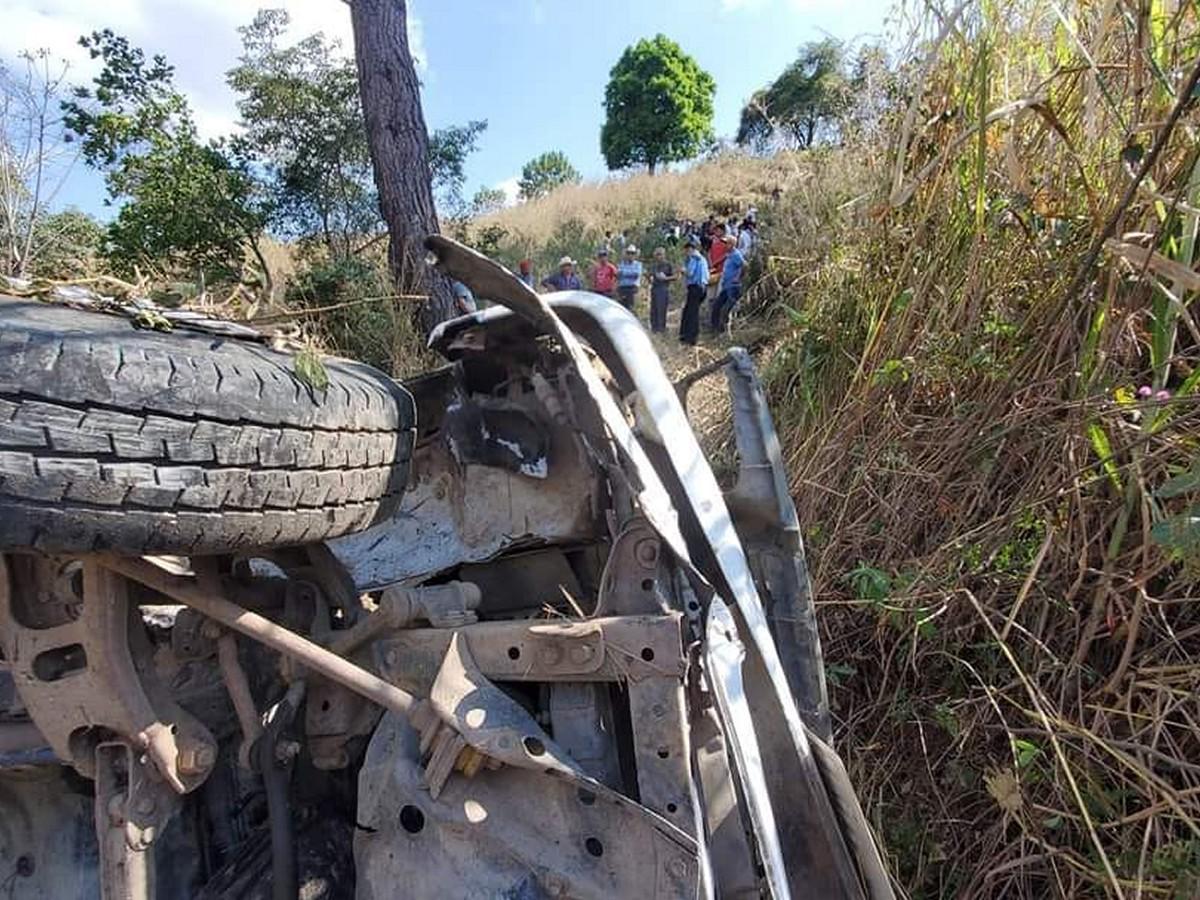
left=0, top=238, right=891, bottom=899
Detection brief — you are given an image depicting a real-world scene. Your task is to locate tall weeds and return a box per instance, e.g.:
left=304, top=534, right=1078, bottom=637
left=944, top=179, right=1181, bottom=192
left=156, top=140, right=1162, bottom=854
left=755, top=2, right=1200, bottom=897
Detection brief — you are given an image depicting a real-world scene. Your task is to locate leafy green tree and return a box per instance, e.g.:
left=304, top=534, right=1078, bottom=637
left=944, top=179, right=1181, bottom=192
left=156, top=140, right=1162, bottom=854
left=28, top=208, right=103, bottom=277
left=62, top=30, right=269, bottom=281
left=517, top=150, right=581, bottom=200
left=228, top=9, right=375, bottom=257
left=600, top=35, right=715, bottom=174
left=469, top=185, right=507, bottom=217
left=736, top=39, right=850, bottom=152
left=428, top=119, right=487, bottom=215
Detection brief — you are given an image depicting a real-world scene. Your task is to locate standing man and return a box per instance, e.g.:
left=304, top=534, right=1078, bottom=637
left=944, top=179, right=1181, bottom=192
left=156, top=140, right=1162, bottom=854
left=648, top=246, right=677, bottom=333
left=616, top=245, right=643, bottom=310
left=699, top=214, right=717, bottom=253
left=517, top=259, right=534, bottom=287
left=737, top=216, right=757, bottom=255
left=706, top=225, right=729, bottom=328
left=679, top=238, right=709, bottom=346
left=541, top=256, right=583, bottom=291
left=710, top=234, right=746, bottom=334
left=589, top=248, right=618, bottom=298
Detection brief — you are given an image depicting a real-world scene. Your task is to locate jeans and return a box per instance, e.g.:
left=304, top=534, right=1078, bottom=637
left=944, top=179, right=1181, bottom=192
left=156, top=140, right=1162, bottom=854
left=680, top=284, right=705, bottom=345
left=617, top=286, right=637, bottom=309
left=710, top=284, right=742, bottom=333
left=649, top=290, right=669, bottom=332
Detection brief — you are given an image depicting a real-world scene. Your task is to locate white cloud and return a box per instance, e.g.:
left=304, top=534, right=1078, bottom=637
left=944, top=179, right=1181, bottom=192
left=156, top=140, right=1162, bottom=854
left=1, top=0, right=429, bottom=141
left=494, top=176, right=521, bottom=206
left=191, top=104, right=240, bottom=142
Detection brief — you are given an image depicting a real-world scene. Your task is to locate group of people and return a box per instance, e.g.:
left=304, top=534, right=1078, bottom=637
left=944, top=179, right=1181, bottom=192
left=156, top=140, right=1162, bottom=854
left=516, top=208, right=757, bottom=346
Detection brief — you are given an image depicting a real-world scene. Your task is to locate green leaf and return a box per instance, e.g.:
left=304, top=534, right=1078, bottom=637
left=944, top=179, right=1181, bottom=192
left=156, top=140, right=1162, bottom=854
left=845, top=562, right=891, bottom=603
left=1150, top=507, right=1200, bottom=554
left=1013, top=738, right=1042, bottom=770
left=1086, top=422, right=1122, bottom=490
left=825, top=662, right=858, bottom=686
left=130, top=309, right=173, bottom=332
left=293, top=348, right=329, bottom=391
left=1157, top=461, right=1200, bottom=499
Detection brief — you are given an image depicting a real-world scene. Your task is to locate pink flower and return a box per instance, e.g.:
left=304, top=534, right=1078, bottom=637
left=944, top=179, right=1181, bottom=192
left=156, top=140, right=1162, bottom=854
left=1155, top=389, right=1171, bottom=402
left=1137, top=385, right=1153, bottom=398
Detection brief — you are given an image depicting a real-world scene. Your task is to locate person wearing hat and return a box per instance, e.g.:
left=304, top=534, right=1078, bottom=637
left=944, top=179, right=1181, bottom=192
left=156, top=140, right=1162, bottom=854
left=710, top=233, right=747, bottom=334
left=679, top=237, right=709, bottom=346
left=616, top=245, right=643, bottom=310
left=589, top=247, right=618, bottom=298
left=541, top=256, right=582, bottom=292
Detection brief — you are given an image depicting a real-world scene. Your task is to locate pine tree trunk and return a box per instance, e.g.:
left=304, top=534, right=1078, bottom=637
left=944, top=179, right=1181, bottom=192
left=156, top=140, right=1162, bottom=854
left=349, top=0, right=454, bottom=333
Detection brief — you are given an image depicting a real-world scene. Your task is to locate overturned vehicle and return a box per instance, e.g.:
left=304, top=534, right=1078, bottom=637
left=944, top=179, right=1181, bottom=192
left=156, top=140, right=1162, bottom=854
left=0, top=238, right=892, bottom=899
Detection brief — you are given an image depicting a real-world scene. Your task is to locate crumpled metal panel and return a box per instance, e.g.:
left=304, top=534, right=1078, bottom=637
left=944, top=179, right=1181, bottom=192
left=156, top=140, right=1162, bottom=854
left=355, top=712, right=699, bottom=900
left=330, top=418, right=599, bottom=591
left=721, top=347, right=831, bottom=742
left=423, top=244, right=871, bottom=899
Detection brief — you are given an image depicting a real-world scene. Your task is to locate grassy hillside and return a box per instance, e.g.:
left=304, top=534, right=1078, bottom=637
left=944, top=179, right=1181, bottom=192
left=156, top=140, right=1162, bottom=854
left=470, top=5, right=1200, bottom=898
left=471, top=152, right=799, bottom=277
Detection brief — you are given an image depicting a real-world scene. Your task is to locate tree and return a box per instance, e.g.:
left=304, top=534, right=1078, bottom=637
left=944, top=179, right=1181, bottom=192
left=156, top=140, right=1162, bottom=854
left=26, top=208, right=102, bottom=277
left=600, top=35, right=715, bottom=174
left=62, top=30, right=270, bottom=282
left=349, top=0, right=454, bottom=330
left=428, top=119, right=487, bottom=216
left=736, top=39, right=850, bottom=152
left=0, top=51, right=78, bottom=277
left=469, top=185, right=507, bottom=217
left=518, top=150, right=581, bottom=200
left=228, top=9, right=376, bottom=258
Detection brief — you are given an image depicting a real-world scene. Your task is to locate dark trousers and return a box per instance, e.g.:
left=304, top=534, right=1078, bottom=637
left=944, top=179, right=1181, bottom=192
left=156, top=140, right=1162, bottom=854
left=680, top=284, right=704, bottom=344
left=710, top=284, right=742, bottom=333
left=649, top=291, right=669, bottom=332
left=617, top=286, right=636, bottom=309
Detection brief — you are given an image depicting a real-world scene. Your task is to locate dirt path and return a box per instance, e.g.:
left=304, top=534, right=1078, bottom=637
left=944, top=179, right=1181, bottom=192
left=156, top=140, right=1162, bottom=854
left=632, top=293, right=769, bottom=480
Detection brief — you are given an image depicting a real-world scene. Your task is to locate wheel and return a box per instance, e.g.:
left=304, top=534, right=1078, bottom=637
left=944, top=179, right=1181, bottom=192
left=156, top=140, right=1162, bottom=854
left=0, top=296, right=415, bottom=555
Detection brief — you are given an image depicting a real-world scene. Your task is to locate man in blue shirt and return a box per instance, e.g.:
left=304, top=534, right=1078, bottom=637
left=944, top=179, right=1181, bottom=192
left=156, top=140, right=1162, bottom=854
left=540, top=256, right=583, bottom=292
left=616, top=245, right=643, bottom=309
left=679, top=238, right=709, bottom=346
left=710, top=235, right=746, bottom=334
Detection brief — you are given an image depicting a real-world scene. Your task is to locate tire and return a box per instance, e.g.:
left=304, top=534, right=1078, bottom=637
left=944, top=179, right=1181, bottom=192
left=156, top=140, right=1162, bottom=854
left=0, top=296, right=415, bottom=555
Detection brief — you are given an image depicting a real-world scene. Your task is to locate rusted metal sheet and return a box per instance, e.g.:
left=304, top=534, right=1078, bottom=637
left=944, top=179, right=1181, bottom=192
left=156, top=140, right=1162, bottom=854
left=356, top=712, right=700, bottom=900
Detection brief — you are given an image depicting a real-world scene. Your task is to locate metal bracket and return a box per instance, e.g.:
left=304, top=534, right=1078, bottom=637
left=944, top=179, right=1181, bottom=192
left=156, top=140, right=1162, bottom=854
left=0, top=556, right=217, bottom=793
left=94, top=741, right=180, bottom=900
left=595, top=517, right=668, bottom=616
left=377, top=613, right=684, bottom=693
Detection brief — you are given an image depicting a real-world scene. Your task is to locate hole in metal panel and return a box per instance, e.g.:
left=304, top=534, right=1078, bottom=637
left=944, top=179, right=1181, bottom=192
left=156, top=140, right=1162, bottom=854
left=399, top=805, right=425, bottom=834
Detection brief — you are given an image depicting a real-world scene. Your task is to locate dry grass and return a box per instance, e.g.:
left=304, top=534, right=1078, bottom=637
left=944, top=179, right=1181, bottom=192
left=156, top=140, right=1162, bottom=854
left=732, top=3, right=1200, bottom=898
left=471, top=152, right=802, bottom=276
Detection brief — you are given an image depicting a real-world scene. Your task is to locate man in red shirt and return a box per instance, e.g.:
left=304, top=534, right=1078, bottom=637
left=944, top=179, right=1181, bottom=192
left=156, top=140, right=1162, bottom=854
left=706, top=227, right=729, bottom=323
left=590, top=248, right=618, bottom=298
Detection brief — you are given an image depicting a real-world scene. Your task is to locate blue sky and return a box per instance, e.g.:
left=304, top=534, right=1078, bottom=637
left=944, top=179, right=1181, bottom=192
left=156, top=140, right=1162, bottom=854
left=2, top=0, right=892, bottom=219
